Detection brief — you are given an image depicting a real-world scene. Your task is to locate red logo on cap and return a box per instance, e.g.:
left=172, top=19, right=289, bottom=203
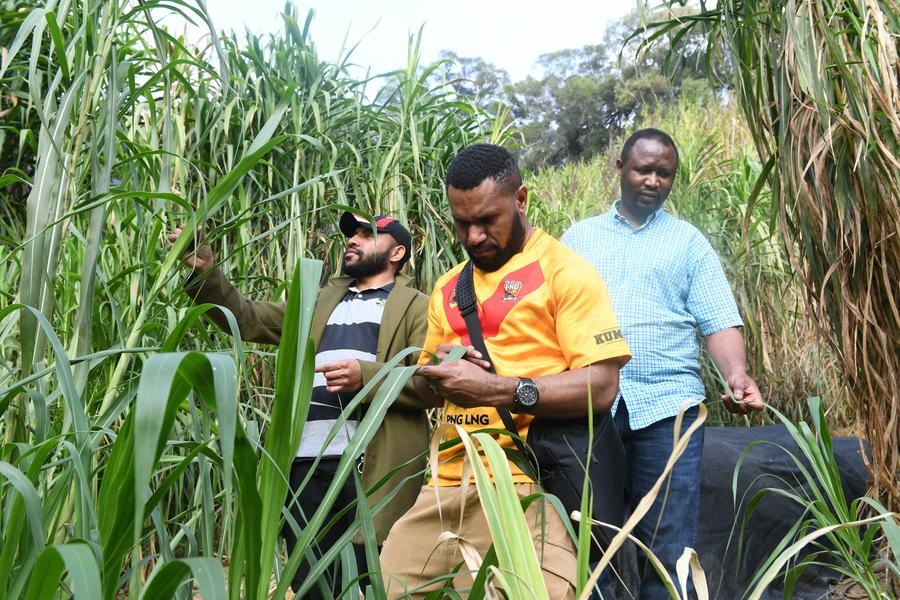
left=375, top=217, right=396, bottom=227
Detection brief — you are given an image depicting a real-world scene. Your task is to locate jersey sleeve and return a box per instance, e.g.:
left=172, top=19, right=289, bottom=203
left=552, top=255, right=631, bottom=369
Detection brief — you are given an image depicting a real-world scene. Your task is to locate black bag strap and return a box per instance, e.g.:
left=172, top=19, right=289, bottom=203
left=455, top=262, right=529, bottom=459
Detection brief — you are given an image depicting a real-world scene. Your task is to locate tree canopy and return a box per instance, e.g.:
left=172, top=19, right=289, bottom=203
left=428, top=10, right=730, bottom=171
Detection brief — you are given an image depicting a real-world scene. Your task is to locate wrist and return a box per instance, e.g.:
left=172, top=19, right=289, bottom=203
left=725, top=366, right=748, bottom=381
left=491, top=376, right=519, bottom=410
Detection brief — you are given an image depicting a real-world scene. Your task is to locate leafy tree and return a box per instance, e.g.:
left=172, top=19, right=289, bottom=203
left=505, top=9, right=728, bottom=170
left=408, top=9, right=725, bottom=170
left=507, top=46, right=623, bottom=167
left=430, top=50, right=511, bottom=113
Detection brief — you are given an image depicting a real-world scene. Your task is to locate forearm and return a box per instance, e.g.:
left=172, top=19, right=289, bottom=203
left=501, top=362, right=620, bottom=418
left=531, top=362, right=620, bottom=416
left=184, top=268, right=239, bottom=331
left=421, top=360, right=621, bottom=418
left=184, top=268, right=284, bottom=344
left=704, top=327, right=748, bottom=379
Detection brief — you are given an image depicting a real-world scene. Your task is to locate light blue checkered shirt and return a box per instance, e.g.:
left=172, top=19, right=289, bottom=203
left=561, top=202, right=743, bottom=430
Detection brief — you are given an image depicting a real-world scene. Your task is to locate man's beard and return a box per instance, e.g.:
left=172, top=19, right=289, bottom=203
left=466, top=215, right=527, bottom=273
left=342, top=247, right=393, bottom=279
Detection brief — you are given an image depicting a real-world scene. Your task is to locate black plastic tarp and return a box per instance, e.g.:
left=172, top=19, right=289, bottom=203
left=605, top=425, right=869, bottom=599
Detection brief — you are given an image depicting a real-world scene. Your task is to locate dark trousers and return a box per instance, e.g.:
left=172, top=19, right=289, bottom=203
left=283, top=457, right=369, bottom=598
left=616, top=401, right=705, bottom=600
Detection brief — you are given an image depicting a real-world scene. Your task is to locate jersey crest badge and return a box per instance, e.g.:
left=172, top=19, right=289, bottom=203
left=502, top=280, right=523, bottom=301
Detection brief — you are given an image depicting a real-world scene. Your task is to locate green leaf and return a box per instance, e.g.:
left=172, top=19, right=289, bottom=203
left=201, top=134, right=290, bottom=219
left=0, top=462, right=45, bottom=551
left=140, top=557, right=227, bottom=600
left=25, top=543, right=101, bottom=600
left=461, top=430, right=547, bottom=599
left=43, top=11, right=69, bottom=83
left=256, top=257, right=321, bottom=598
left=0, top=7, right=44, bottom=80
left=287, top=360, right=422, bottom=599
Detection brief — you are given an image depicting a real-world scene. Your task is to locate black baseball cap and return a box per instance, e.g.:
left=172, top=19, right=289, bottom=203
left=339, top=211, right=413, bottom=267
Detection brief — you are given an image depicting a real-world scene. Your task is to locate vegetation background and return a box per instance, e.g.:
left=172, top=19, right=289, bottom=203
left=0, top=0, right=895, bottom=597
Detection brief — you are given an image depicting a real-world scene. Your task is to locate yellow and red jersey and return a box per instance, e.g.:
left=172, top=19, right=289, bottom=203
left=419, top=229, right=631, bottom=485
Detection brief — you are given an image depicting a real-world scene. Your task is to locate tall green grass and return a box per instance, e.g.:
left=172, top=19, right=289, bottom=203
left=0, top=0, right=508, bottom=596
left=0, top=0, right=882, bottom=597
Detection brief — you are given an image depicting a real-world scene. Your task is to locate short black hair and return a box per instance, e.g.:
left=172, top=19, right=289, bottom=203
left=620, top=128, right=679, bottom=165
left=445, top=144, right=522, bottom=195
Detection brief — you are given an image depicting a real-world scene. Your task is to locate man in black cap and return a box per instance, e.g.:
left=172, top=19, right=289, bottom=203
left=169, top=211, right=429, bottom=597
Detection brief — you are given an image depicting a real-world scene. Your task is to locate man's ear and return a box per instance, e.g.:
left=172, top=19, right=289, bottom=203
left=616, top=158, right=624, bottom=175
left=390, top=243, right=407, bottom=265
left=515, top=185, right=528, bottom=216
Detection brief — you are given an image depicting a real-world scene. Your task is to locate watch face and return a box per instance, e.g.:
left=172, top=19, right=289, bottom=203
left=516, top=380, right=539, bottom=409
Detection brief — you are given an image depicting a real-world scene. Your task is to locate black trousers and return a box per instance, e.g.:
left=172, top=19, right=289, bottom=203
left=283, top=457, right=370, bottom=598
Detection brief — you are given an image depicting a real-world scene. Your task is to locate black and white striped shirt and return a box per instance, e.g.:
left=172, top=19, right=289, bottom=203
left=296, top=283, right=392, bottom=458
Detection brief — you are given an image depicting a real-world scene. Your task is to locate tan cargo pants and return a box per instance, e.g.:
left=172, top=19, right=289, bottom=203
left=380, top=483, right=577, bottom=599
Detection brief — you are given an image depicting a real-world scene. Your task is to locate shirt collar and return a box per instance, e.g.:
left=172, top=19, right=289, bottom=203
left=348, top=282, right=395, bottom=294
left=609, top=199, right=666, bottom=230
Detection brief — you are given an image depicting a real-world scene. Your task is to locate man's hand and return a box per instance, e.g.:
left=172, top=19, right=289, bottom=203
left=413, top=344, right=494, bottom=408
left=432, top=343, right=491, bottom=370
left=415, top=359, right=506, bottom=409
left=722, top=372, right=764, bottom=414
left=705, top=327, right=765, bottom=415
left=167, top=227, right=215, bottom=273
left=316, top=359, right=363, bottom=393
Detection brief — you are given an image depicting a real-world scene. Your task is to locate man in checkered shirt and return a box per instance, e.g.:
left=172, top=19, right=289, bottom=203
left=562, top=128, right=764, bottom=600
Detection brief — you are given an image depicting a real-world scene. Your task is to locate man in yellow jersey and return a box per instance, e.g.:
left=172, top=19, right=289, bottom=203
left=379, top=143, right=632, bottom=598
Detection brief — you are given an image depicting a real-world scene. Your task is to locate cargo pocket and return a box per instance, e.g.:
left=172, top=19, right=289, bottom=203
left=516, top=483, right=577, bottom=598
left=535, top=536, right=577, bottom=599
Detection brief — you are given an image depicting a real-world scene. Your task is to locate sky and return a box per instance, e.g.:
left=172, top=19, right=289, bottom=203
left=182, top=1, right=636, bottom=81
